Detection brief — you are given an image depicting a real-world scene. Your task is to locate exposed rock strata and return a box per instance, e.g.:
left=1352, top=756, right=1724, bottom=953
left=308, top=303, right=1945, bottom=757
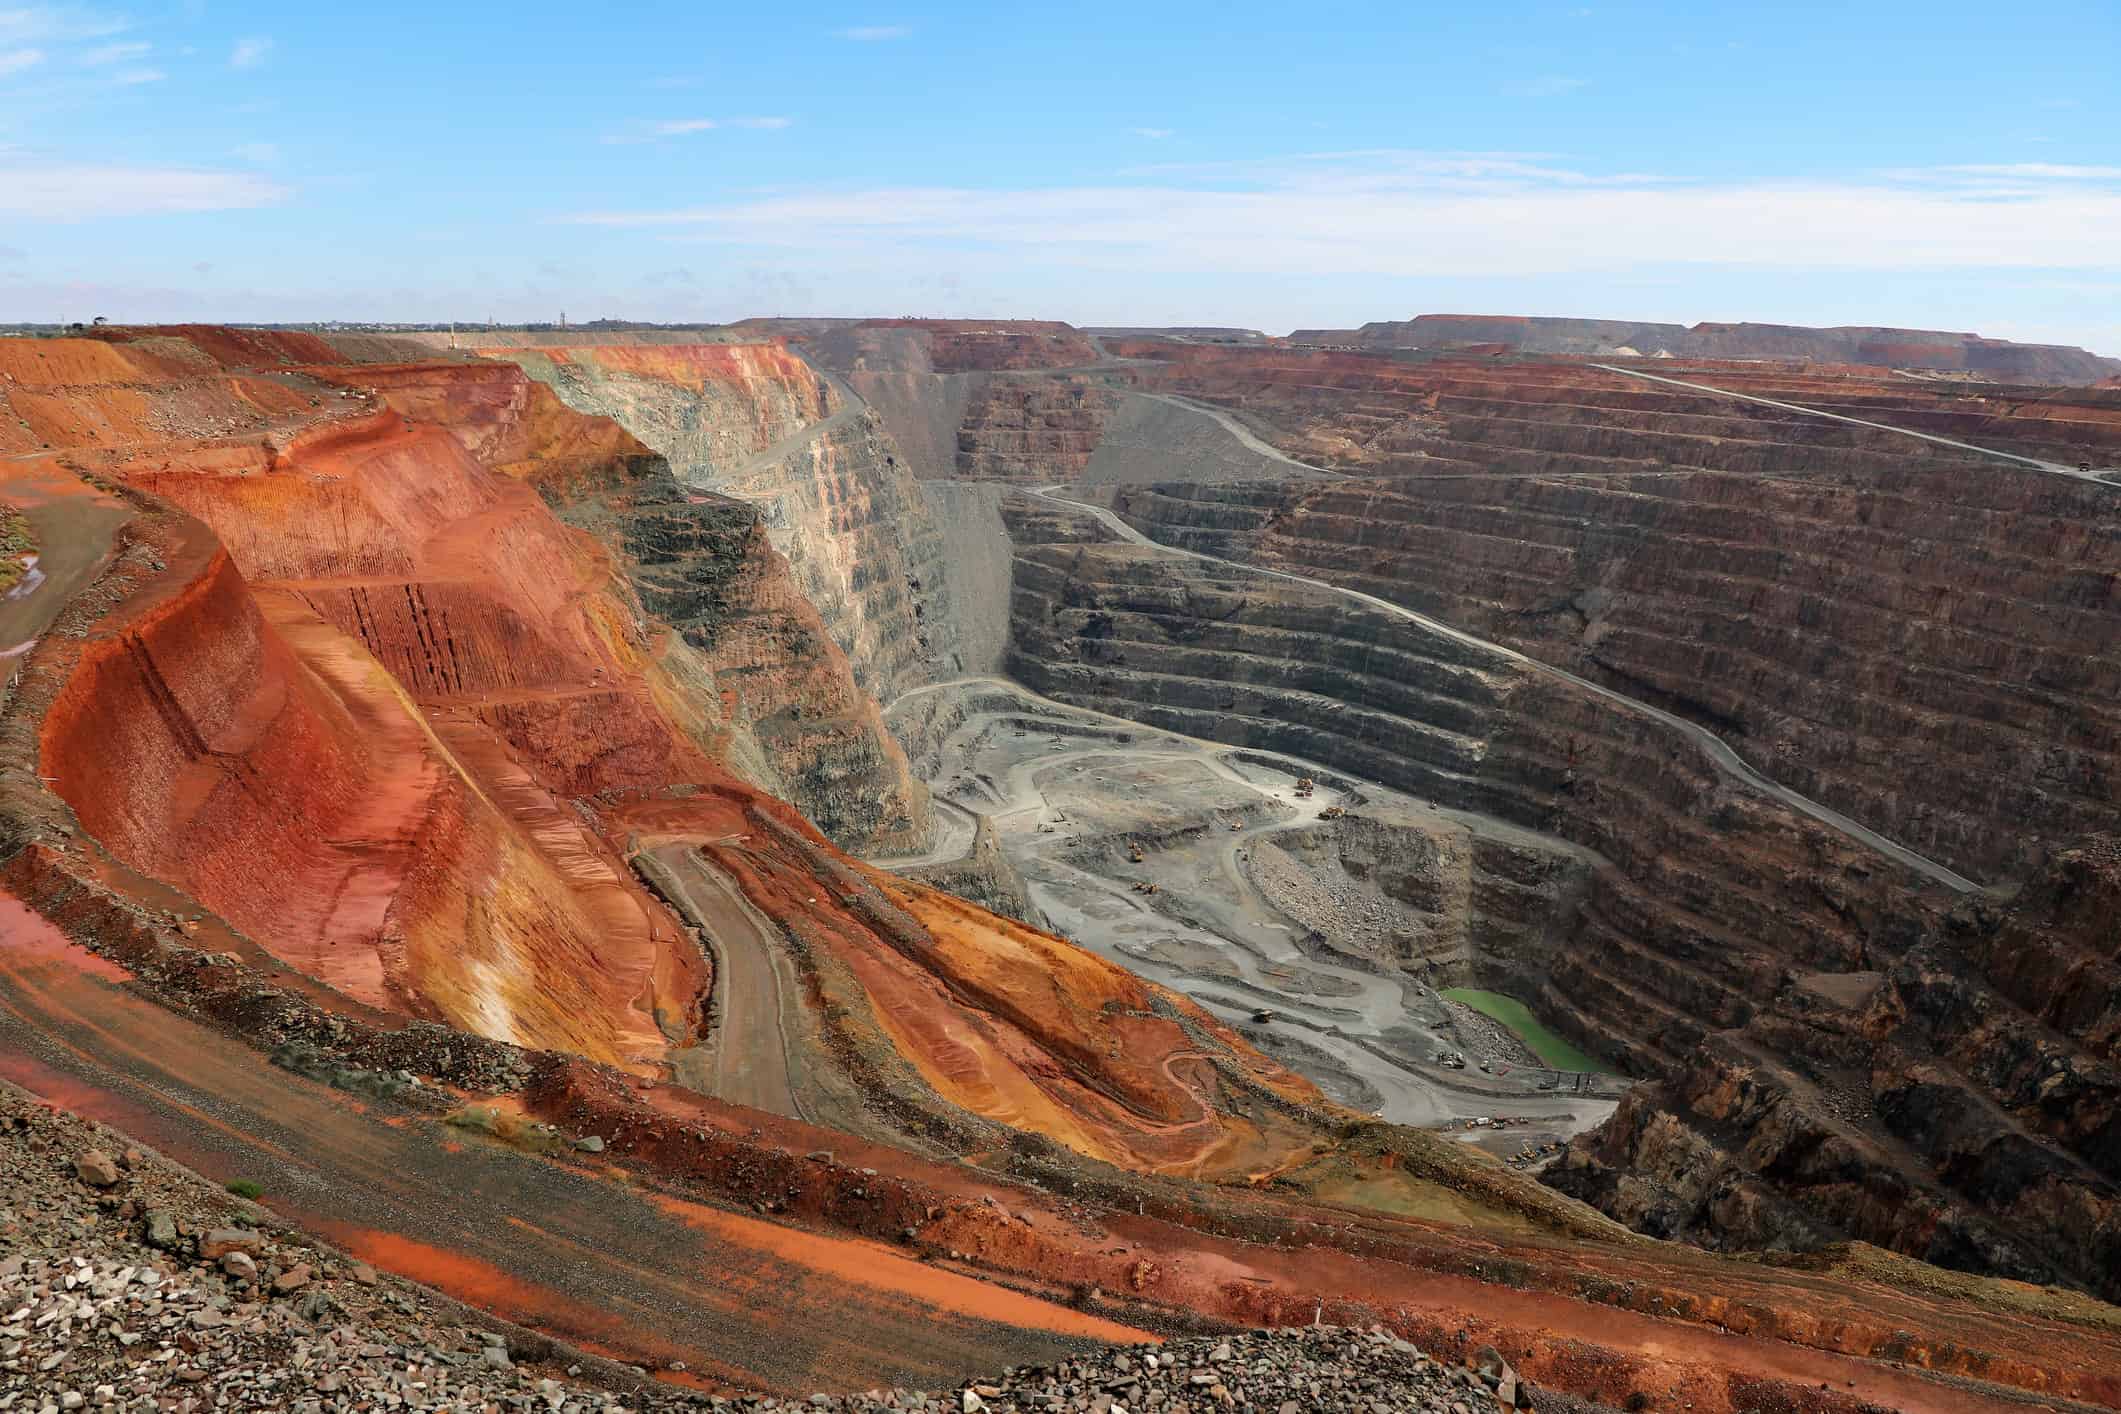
left=998, top=493, right=2121, bottom=1299
left=954, top=377, right=1119, bottom=481
left=1104, top=351, right=2121, bottom=884
left=470, top=341, right=833, bottom=477
left=1282, top=314, right=2121, bottom=383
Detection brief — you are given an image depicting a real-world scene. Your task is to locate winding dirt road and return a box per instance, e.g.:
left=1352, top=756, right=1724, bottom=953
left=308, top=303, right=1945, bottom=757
left=636, top=845, right=809, bottom=1122
left=1134, top=393, right=1349, bottom=479
left=1590, top=362, right=2102, bottom=483
left=1032, top=487, right=1983, bottom=895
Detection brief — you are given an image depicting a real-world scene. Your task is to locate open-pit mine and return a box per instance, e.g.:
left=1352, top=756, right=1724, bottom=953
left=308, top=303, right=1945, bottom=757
left=4, top=316, right=2121, bottom=1413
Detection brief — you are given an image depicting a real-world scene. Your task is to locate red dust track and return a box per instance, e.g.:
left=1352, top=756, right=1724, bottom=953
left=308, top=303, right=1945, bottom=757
left=0, top=926, right=1142, bottom=1394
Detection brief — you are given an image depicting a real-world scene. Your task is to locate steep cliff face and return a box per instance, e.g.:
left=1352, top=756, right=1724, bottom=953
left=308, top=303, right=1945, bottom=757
left=706, top=405, right=960, bottom=702
left=804, top=320, right=1120, bottom=484
left=467, top=340, right=987, bottom=713
left=295, top=358, right=932, bottom=853
left=473, top=342, right=833, bottom=477
left=498, top=439, right=932, bottom=854
left=21, top=412, right=715, bottom=1068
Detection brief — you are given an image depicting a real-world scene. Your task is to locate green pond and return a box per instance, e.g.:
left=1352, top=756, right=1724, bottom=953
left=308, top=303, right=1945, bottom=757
left=1439, top=988, right=1613, bottom=1074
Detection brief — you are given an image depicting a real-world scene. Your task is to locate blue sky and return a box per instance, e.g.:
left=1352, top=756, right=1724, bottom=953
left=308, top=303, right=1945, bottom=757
left=2, top=1, right=2118, bottom=349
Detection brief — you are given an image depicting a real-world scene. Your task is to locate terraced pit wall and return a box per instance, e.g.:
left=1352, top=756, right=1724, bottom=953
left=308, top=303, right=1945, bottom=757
left=999, top=498, right=2121, bottom=1301
left=1106, top=350, right=2121, bottom=886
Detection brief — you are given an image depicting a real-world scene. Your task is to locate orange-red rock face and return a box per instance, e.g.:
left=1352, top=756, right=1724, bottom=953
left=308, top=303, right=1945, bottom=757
left=0, top=327, right=1317, bottom=1177
left=461, top=341, right=834, bottom=476
left=17, top=378, right=717, bottom=1065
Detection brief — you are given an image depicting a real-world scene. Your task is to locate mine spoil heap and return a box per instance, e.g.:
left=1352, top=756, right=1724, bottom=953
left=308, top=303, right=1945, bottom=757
left=5, top=321, right=2121, bottom=1414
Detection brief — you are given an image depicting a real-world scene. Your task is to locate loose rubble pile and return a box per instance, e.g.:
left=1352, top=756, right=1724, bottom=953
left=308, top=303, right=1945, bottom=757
left=1438, top=1002, right=1541, bottom=1073
left=712, top=1328, right=1555, bottom=1413
left=0, top=1083, right=652, bottom=1414
left=1241, top=839, right=1426, bottom=963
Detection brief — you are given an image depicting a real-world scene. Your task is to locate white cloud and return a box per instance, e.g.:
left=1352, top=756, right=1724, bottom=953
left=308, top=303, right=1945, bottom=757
left=231, top=141, right=277, bottom=164
left=1130, top=127, right=1174, bottom=140
left=79, top=38, right=145, bottom=64
left=0, top=162, right=288, bottom=218
left=228, top=35, right=270, bottom=69
left=558, top=151, right=2121, bottom=279
left=110, top=64, right=159, bottom=83
left=1502, top=76, right=1590, bottom=98
left=0, top=7, right=127, bottom=44
left=834, top=24, right=908, bottom=40
left=1918, top=163, right=2121, bottom=182
left=0, top=45, right=44, bottom=74
left=603, top=115, right=792, bottom=144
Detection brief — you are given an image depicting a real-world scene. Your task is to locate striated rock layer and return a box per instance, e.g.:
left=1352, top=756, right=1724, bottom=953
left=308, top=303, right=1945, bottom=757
left=1106, top=347, right=2121, bottom=885
left=1282, top=313, right=2121, bottom=384
left=999, top=487, right=2121, bottom=1300
left=1083, top=344, right=2121, bottom=1295
left=460, top=339, right=990, bottom=719
left=463, top=341, right=833, bottom=478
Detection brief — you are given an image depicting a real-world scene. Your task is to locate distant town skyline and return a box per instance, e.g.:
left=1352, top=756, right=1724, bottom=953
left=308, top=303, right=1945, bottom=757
left=2, top=1, right=2117, bottom=354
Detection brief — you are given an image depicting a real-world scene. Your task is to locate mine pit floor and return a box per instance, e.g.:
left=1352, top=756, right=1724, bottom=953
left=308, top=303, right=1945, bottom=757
left=879, top=678, right=1621, bottom=1149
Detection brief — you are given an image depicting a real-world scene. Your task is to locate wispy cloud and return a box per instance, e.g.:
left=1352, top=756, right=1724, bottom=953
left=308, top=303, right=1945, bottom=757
left=1915, top=163, right=2121, bottom=182
left=0, top=163, right=289, bottom=218
left=1130, top=127, right=1174, bottom=140
left=79, top=38, right=145, bottom=64
left=1502, top=75, right=1589, bottom=98
left=110, top=65, right=160, bottom=83
left=602, top=115, right=792, bottom=144
left=0, top=7, right=128, bottom=44
left=558, top=150, right=2121, bottom=279
left=0, top=46, right=44, bottom=75
left=231, top=141, right=277, bottom=164
left=834, top=24, right=908, bottom=40
left=228, top=35, right=270, bottom=69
